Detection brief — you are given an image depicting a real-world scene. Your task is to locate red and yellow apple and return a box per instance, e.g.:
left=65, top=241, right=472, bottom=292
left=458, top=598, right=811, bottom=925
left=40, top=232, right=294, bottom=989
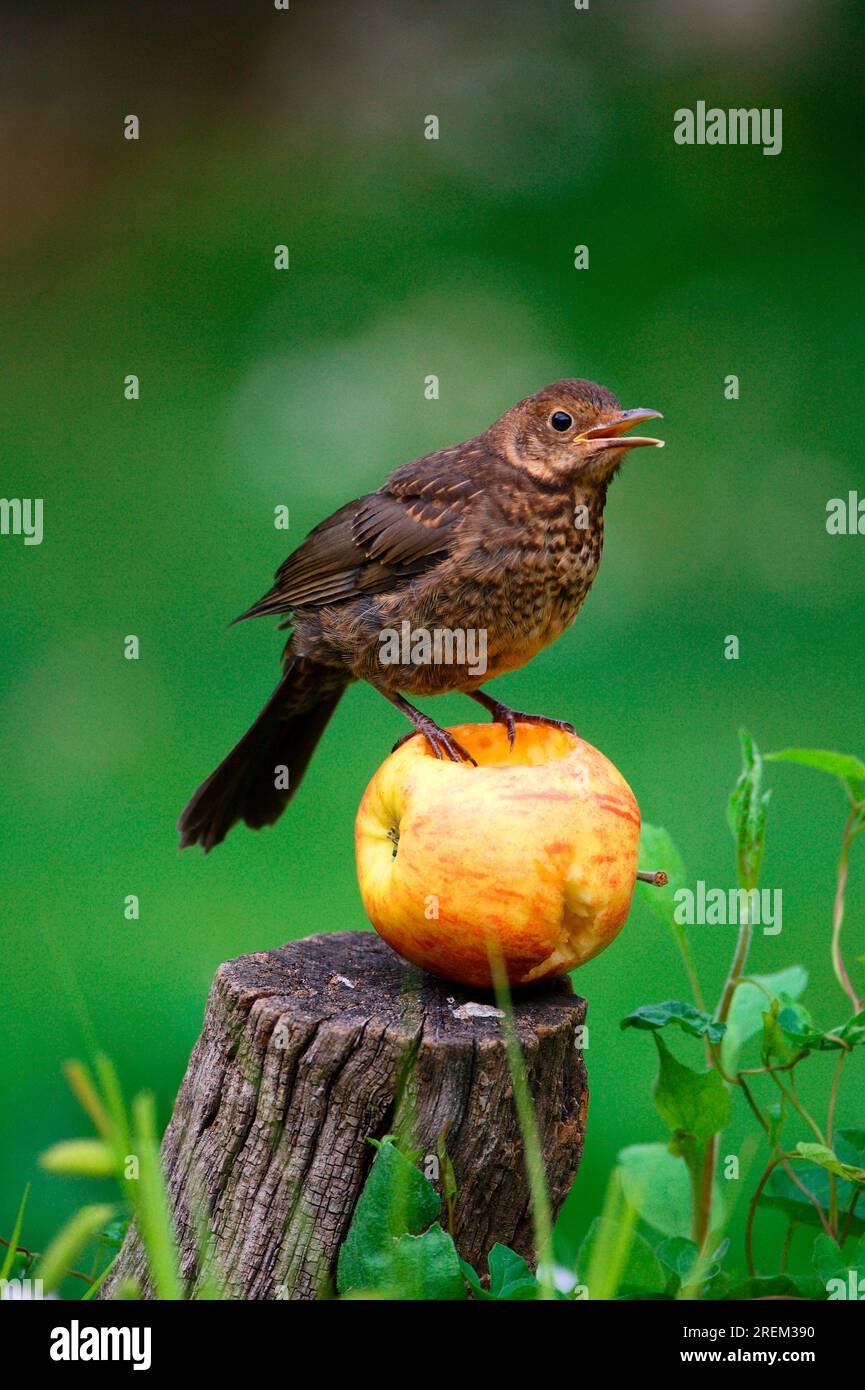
left=355, top=722, right=641, bottom=988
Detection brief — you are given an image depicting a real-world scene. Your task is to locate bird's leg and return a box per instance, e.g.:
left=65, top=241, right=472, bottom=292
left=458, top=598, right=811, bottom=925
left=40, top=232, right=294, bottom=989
left=387, top=693, right=477, bottom=765
left=468, top=688, right=576, bottom=751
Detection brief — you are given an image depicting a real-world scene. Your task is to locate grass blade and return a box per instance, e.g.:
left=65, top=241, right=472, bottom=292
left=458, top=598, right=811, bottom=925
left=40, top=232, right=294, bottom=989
left=0, top=1183, right=30, bottom=1281
left=131, top=1092, right=182, bottom=1300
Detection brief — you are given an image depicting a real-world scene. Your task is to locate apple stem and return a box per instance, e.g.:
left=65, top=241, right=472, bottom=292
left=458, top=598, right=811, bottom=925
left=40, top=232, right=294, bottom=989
left=637, top=869, right=669, bottom=887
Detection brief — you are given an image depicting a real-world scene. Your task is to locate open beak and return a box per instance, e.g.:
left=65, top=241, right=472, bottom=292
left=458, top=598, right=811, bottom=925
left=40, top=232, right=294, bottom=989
left=576, top=408, right=664, bottom=451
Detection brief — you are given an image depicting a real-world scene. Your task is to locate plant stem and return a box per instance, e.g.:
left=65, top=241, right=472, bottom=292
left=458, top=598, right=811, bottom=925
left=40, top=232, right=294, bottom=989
left=694, top=1140, right=716, bottom=1251
left=0, top=1234, right=92, bottom=1285
left=696, top=903, right=753, bottom=1255
left=746, top=1155, right=783, bottom=1276
left=840, top=1190, right=861, bottom=1248
left=738, top=1077, right=838, bottom=1245
left=737, top=1056, right=804, bottom=1076
left=770, top=1072, right=824, bottom=1145
left=779, top=1220, right=795, bottom=1274
left=718, top=910, right=753, bottom=1029
left=827, top=1050, right=846, bottom=1147
left=827, top=1049, right=846, bottom=1236
left=831, top=813, right=861, bottom=1013
left=636, top=869, right=669, bottom=886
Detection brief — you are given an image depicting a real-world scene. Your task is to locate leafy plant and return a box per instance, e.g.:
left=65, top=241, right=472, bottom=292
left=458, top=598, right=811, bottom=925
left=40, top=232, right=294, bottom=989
left=621, top=731, right=865, bottom=1296
left=337, top=1136, right=465, bottom=1300
left=337, top=1135, right=571, bottom=1300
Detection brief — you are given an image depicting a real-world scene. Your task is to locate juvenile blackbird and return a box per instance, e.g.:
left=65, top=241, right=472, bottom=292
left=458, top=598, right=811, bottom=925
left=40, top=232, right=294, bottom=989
left=178, top=379, right=663, bottom=851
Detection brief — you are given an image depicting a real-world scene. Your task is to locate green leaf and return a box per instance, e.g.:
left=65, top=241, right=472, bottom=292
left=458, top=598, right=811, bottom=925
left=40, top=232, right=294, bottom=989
left=656, top=1236, right=724, bottom=1291
left=699, top=1270, right=732, bottom=1299
left=616, top=1143, right=696, bottom=1239
left=459, top=1257, right=493, bottom=1301
left=794, top=1143, right=865, bottom=1187
left=40, top=1138, right=118, bottom=1179
left=487, top=1243, right=537, bottom=1299
left=458, top=1248, right=553, bottom=1302
left=811, top=1233, right=848, bottom=1286
left=97, top=1217, right=129, bottom=1250
left=655, top=1236, right=699, bottom=1281
left=725, top=1273, right=824, bottom=1300
left=837, top=1129, right=865, bottom=1167
left=721, top=966, right=808, bottom=1071
left=774, top=1000, right=865, bottom=1054
left=337, top=1137, right=464, bottom=1300
left=762, top=1129, right=865, bottom=1233
left=35, top=1204, right=115, bottom=1294
left=833, top=1010, right=865, bottom=1049
left=384, top=1225, right=466, bottom=1300
left=638, top=825, right=687, bottom=940
left=727, top=729, right=771, bottom=890
left=0, top=1184, right=30, bottom=1282
left=760, top=999, right=795, bottom=1065
left=621, top=1000, right=726, bottom=1044
left=765, top=748, right=865, bottom=782
left=578, top=1217, right=665, bottom=1298
left=766, top=1101, right=785, bottom=1147
left=762, top=1168, right=834, bottom=1228
left=652, top=1036, right=730, bottom=1148
left=775, top=998, right=821, bottom=1051
left=343, top=1138, right=440, bottom=1253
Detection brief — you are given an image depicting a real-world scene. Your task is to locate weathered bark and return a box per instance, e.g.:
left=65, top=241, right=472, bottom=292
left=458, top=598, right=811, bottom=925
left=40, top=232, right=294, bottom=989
left=101, top=931, right=588, bottom=1300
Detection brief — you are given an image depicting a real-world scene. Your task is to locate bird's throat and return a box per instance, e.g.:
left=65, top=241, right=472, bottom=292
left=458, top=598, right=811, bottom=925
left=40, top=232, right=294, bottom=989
left=572, top=478, right=608, bottom=535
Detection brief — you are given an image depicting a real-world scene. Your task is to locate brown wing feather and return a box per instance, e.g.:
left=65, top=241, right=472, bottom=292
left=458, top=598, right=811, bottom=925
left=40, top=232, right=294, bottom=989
left=235, top=446, right=486, bottom=621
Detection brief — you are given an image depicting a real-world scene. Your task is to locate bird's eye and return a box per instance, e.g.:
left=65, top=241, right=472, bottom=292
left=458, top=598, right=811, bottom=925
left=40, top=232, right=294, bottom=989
left=549, top=410, right=573, bottom=432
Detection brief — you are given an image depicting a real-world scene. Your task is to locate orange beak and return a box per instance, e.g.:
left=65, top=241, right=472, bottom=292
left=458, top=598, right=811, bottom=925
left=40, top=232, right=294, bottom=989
left=576, top=408, right=664, bottom=451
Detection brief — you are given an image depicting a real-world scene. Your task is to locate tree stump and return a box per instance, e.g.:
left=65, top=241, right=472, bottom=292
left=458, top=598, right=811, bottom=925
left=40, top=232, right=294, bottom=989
left=101, top=931, right=588, bottom=1300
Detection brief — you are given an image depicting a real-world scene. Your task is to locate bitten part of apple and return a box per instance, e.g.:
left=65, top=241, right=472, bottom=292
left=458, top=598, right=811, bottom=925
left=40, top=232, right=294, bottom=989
left=354, top=722, right=641, bottom=988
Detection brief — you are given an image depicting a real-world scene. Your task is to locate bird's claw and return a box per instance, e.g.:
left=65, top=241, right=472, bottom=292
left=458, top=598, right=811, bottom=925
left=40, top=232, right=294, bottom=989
left=392, top=725, right=477, bottom=766
left=430, top=728, right=477, bottom=765
left=486, top=704, right=576, bottom=749
left=391, top=730, right=418, bottom=754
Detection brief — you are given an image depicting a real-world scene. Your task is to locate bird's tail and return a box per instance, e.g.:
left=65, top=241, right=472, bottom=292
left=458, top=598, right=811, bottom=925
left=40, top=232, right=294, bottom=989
left=177, top=658, right=348, bottom=852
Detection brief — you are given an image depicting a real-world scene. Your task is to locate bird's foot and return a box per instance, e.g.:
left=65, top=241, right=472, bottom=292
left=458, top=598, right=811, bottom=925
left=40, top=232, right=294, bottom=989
left=391, top=718, right=477, bottom=765
left=472, top=696, right=576, bottom=752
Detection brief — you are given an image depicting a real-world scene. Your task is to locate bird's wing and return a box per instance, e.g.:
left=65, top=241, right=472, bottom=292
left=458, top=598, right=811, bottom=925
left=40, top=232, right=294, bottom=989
left=235, top=448, right=486, bottom=620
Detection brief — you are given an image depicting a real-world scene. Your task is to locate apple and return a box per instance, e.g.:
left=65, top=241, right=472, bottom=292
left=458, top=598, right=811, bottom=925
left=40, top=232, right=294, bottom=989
left=355, top=722, right=642, bottom=988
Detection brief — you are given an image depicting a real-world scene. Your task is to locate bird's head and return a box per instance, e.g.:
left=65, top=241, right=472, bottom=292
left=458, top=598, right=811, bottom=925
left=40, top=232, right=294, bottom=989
left=486, top=378, right=664, bottom=487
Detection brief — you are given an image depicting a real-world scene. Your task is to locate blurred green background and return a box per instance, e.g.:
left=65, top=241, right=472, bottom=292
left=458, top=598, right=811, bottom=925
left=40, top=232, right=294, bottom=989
left=2, top=0, right=864, bottom=1286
